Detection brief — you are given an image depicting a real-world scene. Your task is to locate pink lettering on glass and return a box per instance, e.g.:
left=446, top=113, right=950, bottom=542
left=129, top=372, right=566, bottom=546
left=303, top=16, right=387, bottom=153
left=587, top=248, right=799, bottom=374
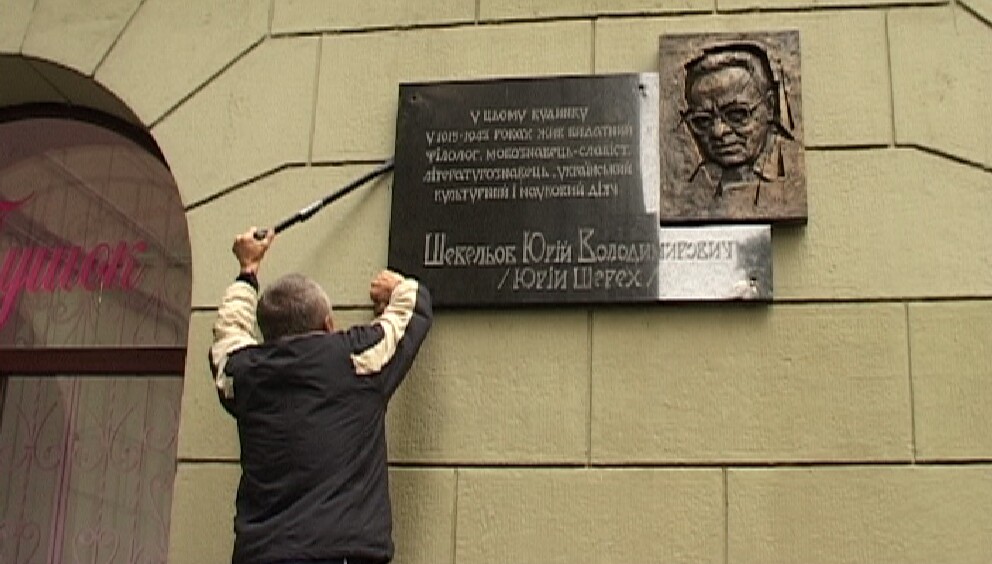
left=0, top=195, right=148, bottom=329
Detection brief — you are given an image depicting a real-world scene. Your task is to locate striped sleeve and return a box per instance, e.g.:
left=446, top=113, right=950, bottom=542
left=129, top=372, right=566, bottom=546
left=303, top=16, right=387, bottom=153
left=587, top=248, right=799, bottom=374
left=351, top=278, right=419, bottom=376
left=209, top=280, right=259, bottom=401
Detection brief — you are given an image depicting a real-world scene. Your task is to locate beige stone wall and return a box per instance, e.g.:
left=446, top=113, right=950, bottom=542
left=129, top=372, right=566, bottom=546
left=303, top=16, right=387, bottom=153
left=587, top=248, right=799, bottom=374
left=3, top=0, right=991, bottom=562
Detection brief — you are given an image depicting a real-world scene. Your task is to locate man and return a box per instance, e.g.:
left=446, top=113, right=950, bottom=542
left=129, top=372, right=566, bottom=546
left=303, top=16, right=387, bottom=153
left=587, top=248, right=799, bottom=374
left=679, top=42, right=797, bottom=217
left=209, top=227, right=433, bottom=564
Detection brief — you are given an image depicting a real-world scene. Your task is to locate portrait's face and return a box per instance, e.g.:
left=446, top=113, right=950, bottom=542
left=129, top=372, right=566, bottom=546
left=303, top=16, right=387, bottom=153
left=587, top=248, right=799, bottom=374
left=685, top=65, right=772, bottom=168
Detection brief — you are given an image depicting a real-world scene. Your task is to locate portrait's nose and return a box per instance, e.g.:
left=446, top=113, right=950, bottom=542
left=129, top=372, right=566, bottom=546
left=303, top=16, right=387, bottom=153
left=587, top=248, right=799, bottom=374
left=711, top=117, right=733, bottom=136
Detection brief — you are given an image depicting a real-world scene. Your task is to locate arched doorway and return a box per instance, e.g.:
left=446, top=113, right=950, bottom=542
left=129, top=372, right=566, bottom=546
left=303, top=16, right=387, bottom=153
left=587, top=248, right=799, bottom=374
left=0, top=59, right=191, bottom=564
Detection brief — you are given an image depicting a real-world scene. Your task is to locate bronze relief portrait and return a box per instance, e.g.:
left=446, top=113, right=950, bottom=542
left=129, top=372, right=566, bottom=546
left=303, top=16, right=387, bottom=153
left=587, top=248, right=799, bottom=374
left=659, top=31, right=806, bottom=224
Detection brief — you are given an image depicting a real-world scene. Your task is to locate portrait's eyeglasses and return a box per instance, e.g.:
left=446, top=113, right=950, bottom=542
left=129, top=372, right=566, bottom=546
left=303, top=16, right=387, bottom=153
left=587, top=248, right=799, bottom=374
left=682, top=100, right=764, bottom=134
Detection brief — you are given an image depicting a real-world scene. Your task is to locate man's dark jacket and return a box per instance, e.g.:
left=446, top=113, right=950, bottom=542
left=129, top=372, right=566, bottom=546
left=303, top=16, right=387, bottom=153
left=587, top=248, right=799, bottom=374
left=209, top=275, right=432, bottom=564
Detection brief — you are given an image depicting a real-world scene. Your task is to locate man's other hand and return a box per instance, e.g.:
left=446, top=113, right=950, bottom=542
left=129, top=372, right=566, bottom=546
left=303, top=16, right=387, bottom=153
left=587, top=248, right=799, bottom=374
left=370, top=270, right=404, bottom=314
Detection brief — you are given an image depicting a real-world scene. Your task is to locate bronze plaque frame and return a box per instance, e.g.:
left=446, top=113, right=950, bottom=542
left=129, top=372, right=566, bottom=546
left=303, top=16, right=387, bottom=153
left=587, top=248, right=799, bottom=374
left=659, top=31, right=807, bottom=225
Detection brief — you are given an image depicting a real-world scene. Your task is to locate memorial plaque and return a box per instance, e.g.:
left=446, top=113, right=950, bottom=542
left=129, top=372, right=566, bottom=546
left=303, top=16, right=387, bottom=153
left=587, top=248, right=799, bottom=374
left=659, top=31, right=807, bottom=225
left=389, top=74, right=660, bottom=306
left=388, top=74, right=773, bottom=306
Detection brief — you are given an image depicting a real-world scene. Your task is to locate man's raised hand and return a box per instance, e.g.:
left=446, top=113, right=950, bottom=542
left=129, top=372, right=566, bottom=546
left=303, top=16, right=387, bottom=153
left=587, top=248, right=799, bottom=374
left=233, top=227, right=274, bottom=274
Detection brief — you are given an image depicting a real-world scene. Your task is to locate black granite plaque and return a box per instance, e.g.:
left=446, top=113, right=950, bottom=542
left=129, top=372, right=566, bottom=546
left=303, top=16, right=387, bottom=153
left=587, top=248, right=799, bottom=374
left=388, top=74, right=663, bottom=307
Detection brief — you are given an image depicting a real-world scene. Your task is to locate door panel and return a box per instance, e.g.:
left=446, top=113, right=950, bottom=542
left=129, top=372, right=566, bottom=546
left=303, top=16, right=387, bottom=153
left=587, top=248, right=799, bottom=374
left=0, top=376, right=181, bottom=564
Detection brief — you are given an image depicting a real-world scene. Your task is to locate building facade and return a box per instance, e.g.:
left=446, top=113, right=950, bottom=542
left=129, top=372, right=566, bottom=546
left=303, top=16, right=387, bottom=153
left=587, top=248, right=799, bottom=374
left=1, top=1, right=991, bottom=563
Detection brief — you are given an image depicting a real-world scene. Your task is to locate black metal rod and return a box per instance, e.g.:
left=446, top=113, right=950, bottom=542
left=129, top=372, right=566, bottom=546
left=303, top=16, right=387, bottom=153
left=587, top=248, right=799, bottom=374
left=254, top=158, right=395, bottom=240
